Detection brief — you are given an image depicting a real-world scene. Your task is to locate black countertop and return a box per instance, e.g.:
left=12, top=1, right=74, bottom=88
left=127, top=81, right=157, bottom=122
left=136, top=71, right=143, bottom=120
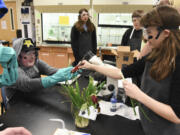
left=0, top=76, right=144, bottom=135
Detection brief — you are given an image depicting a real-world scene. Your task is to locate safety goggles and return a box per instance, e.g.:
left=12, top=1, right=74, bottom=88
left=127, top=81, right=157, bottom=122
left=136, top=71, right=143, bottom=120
left=20, top=50, right=36, bottom=61
left=81, top=13, right=89, bottom=17
left=19, top=50, right=36, bottom=67
left=143, top=27, right=164, bottom=40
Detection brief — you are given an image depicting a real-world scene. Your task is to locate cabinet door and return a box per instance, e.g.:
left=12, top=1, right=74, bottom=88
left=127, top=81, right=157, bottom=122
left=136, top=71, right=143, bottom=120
left=0, top=1, right=18, bottom=42
left=67, top=48, right=75, bottom=66
left=52, top=52, right=68, bottom=68
left=39, top=52, right=54, bottom=67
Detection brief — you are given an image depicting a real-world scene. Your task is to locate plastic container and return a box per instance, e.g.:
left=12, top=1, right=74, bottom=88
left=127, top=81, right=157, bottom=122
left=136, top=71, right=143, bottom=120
left=110, top=97, right=117, bottom=112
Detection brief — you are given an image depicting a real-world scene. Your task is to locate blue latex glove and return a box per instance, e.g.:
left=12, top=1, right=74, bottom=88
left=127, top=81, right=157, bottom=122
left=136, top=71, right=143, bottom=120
left=0, top=46, right=18, bottom=87
left=41, top=66, right=79, bottom=88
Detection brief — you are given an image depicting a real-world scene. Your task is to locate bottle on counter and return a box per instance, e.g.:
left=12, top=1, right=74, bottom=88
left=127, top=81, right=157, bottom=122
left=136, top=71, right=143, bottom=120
left=110, top=96, right=117, bottom=112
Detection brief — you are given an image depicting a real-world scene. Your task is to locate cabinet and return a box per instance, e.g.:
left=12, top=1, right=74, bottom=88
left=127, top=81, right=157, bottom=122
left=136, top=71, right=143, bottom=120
left=38, top=46, right=118, bottom=68
left=67, top=47, right=75, bottom=65
left=38, top=47, right=54, bottom=66
left=38, top=46, right=74, bottom=68
left=52, top=47, right=68, bottom=68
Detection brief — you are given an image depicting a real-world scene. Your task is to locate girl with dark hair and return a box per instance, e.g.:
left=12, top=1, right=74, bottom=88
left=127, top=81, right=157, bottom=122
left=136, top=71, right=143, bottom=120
left=70, top=8, right=97, bottom=66
left=79, top=5, right=180, bottom=135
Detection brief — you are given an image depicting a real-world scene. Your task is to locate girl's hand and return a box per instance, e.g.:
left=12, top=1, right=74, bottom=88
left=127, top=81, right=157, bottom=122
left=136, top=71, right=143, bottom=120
left=122, top=80, right=143, bottom=100
left=78, top=60, right=93, bottom=70
left=0, top=127, right=32, bottom=135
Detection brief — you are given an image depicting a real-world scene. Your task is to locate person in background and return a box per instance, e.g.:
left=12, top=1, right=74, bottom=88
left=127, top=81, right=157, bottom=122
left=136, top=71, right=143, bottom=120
left=0, top=0, right=32, bottom=135
left=121, top=10, right=144, bottom=52
left=5, top=38, right=78, bottom=107
left=158, top=0, right=171, bottom=6
left=174, top=0, right=180, bottom=13
left=121, top=10, right=144, bottom=88
left=70, top=8, right=97, bottom=66
left=79, top=5, right=180, bottom=135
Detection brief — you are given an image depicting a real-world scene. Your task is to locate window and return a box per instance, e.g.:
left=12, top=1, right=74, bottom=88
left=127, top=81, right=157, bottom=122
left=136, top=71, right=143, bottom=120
left=42, top=13, right=78, bottom=43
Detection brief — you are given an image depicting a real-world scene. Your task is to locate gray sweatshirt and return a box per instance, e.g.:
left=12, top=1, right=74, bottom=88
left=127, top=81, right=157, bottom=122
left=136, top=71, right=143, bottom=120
left=6, top=38, right=58, bottom=101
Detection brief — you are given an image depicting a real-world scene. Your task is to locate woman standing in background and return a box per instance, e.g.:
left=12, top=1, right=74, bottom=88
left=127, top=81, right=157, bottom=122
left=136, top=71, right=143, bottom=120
left=70, top=8, right=97, bottom=66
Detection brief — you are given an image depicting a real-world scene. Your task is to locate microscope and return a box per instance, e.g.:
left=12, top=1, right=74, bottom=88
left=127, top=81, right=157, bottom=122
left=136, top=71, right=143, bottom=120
left=83, top=51, right=119, bottom=99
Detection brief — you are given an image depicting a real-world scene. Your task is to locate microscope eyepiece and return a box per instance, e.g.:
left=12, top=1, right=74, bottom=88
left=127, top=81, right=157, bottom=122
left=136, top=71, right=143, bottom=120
left=108, top=84, right=115, bottom=91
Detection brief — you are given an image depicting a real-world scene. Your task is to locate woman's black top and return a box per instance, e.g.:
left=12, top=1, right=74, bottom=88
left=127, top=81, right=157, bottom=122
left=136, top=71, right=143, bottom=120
left=121, top=27, right=143, bottom=51
left=122, top=55, right=180, bottom=135
left=70, top=25, right=97, bottom=66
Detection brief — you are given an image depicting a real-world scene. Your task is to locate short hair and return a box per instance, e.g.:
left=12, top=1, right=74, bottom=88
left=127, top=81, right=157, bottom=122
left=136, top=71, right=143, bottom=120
left=132, top=10, right=144, bottom=18
left=158, top=0, right=171, bottom=6
left=140, top=5, right=180, bottom=29
left=153, top=0, right=172, bottom=8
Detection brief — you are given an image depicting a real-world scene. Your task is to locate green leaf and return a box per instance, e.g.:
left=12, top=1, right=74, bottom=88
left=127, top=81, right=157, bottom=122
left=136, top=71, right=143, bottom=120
left=96, top=81, right=105, bottom=94
left=130, top=98, right=137, bottom=115
left=61, top=76, right=105, bottom=118
left=81, top=103, right=88, bottom=111
left=138, top=102, right=152, bottom=122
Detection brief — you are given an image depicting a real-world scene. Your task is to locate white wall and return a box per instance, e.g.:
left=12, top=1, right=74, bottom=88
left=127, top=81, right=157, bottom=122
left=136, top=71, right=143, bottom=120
left=33, top=0, right=154, bottom=45
left=33, top=0, right=154, bottom=6
left=93, top=0, right=153, bottom=5
left=34, top=0, right=90, bottom=6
